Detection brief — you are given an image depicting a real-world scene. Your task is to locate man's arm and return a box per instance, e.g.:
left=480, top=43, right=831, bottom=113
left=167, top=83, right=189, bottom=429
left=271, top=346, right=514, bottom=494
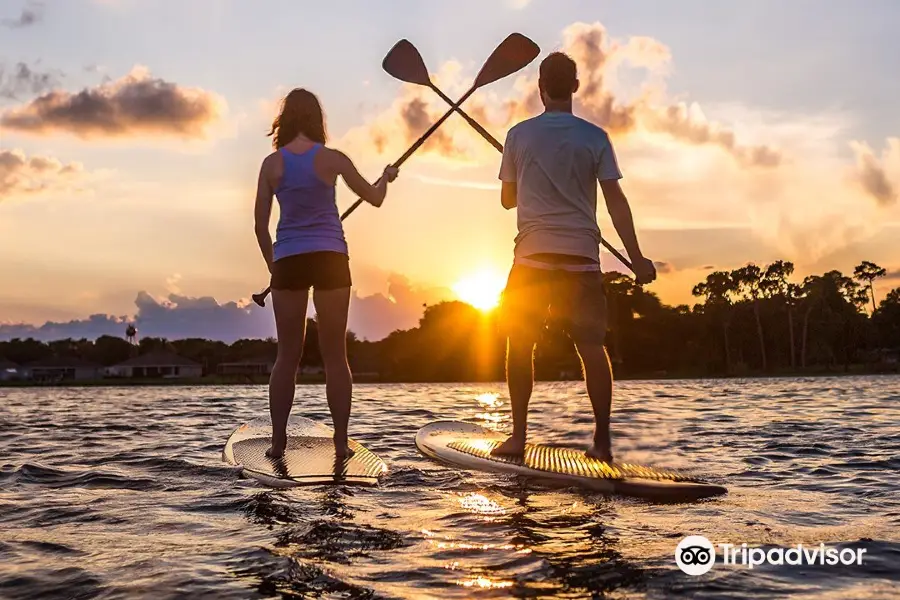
left=501, top=182, right=517, bottom=209
left=600, top=179, right=657, bottom=284
left=498, top=128, right=517, bottom=209
left=600, top=179, right=643, bottom=260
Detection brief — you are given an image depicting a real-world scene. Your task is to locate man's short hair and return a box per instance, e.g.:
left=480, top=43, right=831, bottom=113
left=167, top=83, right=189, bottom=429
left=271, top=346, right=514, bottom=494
left=539, top=52, right=577, bottom=100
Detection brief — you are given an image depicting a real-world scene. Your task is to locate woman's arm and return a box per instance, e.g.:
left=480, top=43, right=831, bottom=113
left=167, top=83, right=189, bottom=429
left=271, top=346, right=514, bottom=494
left=332, top=150, right=397, bottom=207
left=254, top=155, right=276, bottom=273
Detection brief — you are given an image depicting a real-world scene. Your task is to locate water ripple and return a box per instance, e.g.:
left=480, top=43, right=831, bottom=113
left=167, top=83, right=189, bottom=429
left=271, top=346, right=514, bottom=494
left=1, top=377, right=898, bottom=598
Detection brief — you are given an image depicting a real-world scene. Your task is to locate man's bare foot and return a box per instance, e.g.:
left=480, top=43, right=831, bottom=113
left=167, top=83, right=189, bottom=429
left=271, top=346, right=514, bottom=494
left=333, top=435, right=355, bottom=460
left=585, top=444, right=613, bottom=464
left=492, top=435, right=526, bottom=456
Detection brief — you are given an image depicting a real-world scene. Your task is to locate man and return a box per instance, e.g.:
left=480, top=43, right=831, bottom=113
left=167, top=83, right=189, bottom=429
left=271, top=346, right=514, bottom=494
left=494, top=51, right=657, bottom=463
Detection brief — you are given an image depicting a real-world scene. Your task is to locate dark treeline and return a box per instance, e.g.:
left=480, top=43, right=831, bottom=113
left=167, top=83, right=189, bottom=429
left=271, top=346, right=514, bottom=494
left=2, top=260, right=899, bottom=382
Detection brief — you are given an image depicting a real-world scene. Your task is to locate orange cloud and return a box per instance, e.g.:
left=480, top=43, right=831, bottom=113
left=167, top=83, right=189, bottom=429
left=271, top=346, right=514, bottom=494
left=850, top=139, right=899, bottom=206
left=0, top=66, right=225, bottom=139
left=0, top=149, right=85, bottom=200
left=340, top=22, right=780, bottom=168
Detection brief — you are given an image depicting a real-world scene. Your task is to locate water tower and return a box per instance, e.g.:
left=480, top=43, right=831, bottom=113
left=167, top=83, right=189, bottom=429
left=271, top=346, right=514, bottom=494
left=125, top=323, right=138, bottom=345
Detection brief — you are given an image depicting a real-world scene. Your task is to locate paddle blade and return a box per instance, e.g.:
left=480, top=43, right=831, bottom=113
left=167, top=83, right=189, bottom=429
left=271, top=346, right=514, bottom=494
left=382, top=39, right=432, bottom=86
left=472, top=32, right=540, bottom=88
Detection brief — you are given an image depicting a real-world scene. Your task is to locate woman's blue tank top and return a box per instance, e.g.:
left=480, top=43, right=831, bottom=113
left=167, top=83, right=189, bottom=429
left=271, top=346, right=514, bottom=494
left=272, top=144, right=348, bottom=261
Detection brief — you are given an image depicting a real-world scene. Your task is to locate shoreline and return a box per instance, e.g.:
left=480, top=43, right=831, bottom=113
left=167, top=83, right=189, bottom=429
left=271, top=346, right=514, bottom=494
left=2, top=365, right=898, bottom=387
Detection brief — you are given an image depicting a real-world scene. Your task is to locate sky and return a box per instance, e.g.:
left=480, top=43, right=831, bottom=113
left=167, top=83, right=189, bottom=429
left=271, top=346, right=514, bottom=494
left=1, top=0, right=899, bottom=342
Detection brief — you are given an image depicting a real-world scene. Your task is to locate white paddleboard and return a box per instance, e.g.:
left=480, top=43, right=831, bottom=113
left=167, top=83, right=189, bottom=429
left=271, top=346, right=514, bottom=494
left=223, top=417, right=388, bottom=488
left=415, top=420, right=727, bottom=502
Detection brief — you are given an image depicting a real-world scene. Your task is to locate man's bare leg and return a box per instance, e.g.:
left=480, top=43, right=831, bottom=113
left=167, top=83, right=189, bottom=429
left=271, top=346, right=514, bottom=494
left=574, top=342, right=615, bottom=463
left=492, top=336, right=535, bottom=456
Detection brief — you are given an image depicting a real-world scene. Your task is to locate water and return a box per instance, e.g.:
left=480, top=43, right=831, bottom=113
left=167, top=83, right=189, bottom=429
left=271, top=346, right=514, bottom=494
left=1, top=377, right=899, bottom=599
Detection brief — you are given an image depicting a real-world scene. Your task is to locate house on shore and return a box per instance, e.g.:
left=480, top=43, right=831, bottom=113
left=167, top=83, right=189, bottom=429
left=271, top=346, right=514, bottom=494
left=217, top=358, right=274, bottom=377
left=107, top=351, right=203, bottom=379
left=23, top=356, right=102, bottom=381
left=0, top=357, right=21, bottom=381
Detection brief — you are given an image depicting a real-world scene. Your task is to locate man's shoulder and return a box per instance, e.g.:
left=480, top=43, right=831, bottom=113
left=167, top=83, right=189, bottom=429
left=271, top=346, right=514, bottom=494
left=569, top=114, right=612, bottom=140
left=506, top=115, right=539, bottom=136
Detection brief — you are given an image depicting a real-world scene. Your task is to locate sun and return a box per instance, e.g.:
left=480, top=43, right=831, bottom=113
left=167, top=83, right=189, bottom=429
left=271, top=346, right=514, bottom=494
left=452, top=269, right=506, bottom=311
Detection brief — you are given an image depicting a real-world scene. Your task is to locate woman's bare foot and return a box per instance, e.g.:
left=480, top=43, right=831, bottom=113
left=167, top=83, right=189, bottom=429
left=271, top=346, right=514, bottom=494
left=266, top=432, right=287, bottom=459
left=491, top=435, right=526, bottom=457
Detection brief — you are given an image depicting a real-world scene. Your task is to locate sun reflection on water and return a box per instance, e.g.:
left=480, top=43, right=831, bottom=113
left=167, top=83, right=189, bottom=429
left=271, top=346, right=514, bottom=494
left=456, top=576, right=514, bottom=589
left=459, top=492, right=505, bottom=515
left=474, top=392, right=502, bottom=409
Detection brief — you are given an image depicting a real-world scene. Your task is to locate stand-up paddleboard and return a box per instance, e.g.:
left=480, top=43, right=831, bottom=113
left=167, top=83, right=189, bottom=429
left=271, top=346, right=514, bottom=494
left=223, top=417, right=388, bottom=488
left=415, top=421, right=726, bottom=502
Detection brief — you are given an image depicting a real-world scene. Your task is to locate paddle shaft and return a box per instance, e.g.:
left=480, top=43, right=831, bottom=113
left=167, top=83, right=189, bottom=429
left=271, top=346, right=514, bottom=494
left=338, top=84, right=479, bottom=221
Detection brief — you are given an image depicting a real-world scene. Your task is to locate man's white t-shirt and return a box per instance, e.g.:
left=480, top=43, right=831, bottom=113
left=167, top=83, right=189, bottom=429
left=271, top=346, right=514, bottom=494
left=498, top=111, right=622, bottom=265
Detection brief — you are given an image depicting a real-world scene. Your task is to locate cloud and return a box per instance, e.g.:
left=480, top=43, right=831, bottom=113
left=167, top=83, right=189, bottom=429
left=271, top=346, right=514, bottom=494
left=165, top=273, right=182, bottom=295
left=340, top=22, right=780, bottom=169
left=850, top=139, right=899, bottom=207
left=1, top=3, right=42, bottom=28
left=0, top=292, right=274, bottom=344
left=338, top=20, right=900, bottom=264
left=0, top=149, right=86, bottom=200
left=0, top=275, right=453, bottom=343
left=0, top=66, right=225, bottom=139
left=348, top=274, right=452, bottom=340
left=653, top=261, right=674, bottom=274
left=0, top=62, right=61, bottom=100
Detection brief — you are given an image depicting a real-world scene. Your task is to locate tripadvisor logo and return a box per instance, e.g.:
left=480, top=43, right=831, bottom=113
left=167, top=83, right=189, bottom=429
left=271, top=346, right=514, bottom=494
left=675, top=536, right=868, bottom=575
left=675, top=536, right=716, bottom=575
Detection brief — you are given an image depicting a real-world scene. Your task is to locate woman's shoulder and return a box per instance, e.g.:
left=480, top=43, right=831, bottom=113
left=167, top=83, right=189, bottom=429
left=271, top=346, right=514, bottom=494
left=316, top=145, right=352, bottom=167
left=261, top=148, right=283, bottom=164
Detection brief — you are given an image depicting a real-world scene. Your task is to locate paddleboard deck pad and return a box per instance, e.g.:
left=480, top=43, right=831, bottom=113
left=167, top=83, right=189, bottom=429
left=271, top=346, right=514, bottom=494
left=223, top=417, right=387, bottom=487
left=415, top=420, right=726, bottom=502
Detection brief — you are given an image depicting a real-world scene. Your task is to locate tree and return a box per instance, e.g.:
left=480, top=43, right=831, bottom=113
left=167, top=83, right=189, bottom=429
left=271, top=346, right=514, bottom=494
left=692, top=271, right=736, bottom=372
left=732, top=264, right=768, bottom=371
left=873, top=288, right=900, bottom=350
left=763, top=260, right=797, bottom=369
left=854, top=261, right=887, bottom=314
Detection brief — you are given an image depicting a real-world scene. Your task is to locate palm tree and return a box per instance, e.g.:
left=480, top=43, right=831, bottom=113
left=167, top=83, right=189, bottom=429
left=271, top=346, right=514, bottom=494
left=853, top=261, right=887, bottom=313
left=732, top=264, right=768, bottom=371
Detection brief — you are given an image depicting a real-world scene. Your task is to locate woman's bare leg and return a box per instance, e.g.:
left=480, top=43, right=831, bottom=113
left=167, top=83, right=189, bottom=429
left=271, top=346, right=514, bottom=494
left=312, top=286, right=353, bottom=458
left=267, top=288, right=308, bottom=458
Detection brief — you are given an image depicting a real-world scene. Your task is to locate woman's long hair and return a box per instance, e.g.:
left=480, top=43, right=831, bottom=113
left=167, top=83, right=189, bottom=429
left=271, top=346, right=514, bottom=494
left=268, top=88, right=327, bottom=149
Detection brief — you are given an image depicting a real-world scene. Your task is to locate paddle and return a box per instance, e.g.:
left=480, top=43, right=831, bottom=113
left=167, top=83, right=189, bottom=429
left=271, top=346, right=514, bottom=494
left=251, top=33, right=541, bottom=307
left=381, top=39, right=635, bottom=274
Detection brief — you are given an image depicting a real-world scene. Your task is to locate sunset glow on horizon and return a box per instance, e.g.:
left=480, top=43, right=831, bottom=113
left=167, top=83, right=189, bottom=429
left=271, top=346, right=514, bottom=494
left=1, top=1, right=899, bottom=343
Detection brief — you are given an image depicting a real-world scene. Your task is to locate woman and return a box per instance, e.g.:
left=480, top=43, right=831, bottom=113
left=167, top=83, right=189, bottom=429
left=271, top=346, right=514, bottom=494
left=254, top=88, right=398, bottom=460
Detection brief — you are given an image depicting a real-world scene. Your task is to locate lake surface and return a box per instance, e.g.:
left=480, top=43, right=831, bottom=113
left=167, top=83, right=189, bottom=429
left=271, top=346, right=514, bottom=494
left=1, top=377, right=899, bottom=599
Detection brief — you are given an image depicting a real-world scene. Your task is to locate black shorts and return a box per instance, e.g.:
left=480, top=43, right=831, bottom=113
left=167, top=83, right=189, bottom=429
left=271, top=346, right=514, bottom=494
left=270, top=251, right=351, bottom=291
left=498, top=262, right=608, bottom=345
